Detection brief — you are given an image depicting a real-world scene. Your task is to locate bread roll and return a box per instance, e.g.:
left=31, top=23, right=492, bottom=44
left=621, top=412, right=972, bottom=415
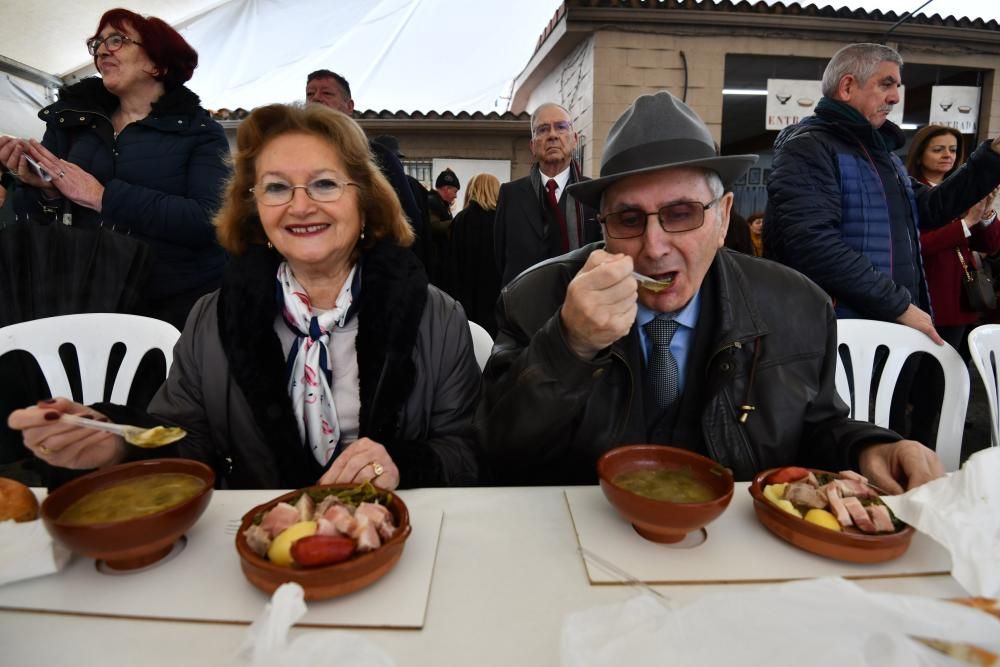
left=0, top=477, right=39, bottom=522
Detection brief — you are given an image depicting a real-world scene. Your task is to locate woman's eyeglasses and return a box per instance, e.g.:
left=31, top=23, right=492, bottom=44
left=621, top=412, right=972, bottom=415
left=86, top=33, right=143, bottom=56
left=250, top=179, right=360, bottom=206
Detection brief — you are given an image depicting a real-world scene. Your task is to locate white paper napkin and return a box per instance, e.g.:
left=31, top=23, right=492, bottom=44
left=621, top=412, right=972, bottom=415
left=0, top=519, right=72, bottom=586
left=230, top=582, right=396, bottom=667
left=882, top=447, right=1000, bottom=597
left=561, top=577, right=1000, bottom=667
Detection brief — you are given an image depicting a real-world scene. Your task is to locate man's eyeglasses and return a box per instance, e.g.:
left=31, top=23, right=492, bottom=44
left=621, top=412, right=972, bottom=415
left=250, top=178, right=360, bottom=206
left=532, top=120, right=572, bottom=138
left=599, top=198, right=721, bottom=239
left=86, top=33, right=143, bottom=56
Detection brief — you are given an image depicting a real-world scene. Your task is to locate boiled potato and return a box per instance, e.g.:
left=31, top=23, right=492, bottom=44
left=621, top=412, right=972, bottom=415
left=773, top=498, right=802, bottom=518
left=762, top=483, right=787, bottom=505
left=804, top=508, right=841, bottom=532
left=267, top=521, right=317, bottom=566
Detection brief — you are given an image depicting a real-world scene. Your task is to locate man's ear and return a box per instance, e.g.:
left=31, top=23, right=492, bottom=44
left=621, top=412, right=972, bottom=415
left=835, top=74, right=856, bottom=102
left=716, top=192, right=734, bottom=248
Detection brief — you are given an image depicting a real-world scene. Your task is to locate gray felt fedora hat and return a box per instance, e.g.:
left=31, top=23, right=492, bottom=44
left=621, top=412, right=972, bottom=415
left=566, top=91, right=757, bottom=209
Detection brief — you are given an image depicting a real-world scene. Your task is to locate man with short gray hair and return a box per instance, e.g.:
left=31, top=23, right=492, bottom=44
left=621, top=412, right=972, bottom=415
left=479, top=91, right=944, bottom=492
left=766, top=43, right=1000, bottom=338
left=493, top=103, right=601, bottom=286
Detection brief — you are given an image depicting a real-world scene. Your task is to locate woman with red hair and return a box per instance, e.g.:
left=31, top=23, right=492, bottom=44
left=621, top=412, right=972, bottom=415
left=0, top=8, right=229, bottom=329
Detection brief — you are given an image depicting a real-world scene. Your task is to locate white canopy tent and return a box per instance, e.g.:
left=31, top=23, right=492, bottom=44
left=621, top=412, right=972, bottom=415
left=0, top=0, right=562, bottom=136
left=1, top=0, right=998, bottom=138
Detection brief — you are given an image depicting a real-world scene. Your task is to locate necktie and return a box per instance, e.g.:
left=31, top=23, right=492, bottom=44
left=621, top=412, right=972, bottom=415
left=545, top=179, right=570, bottom=254
left=643, top=316, right=681, bottom=410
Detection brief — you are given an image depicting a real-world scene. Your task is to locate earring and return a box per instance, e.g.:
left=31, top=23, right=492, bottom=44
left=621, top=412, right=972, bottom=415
left=360, top=225, right=366, bottom=241
left=267, top=241, right=273, bottom=249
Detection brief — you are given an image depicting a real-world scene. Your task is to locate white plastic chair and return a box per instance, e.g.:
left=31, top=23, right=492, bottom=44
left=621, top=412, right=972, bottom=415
left=0, top=313, right=181, bottom=404
left=468, top=321, right=494, bottom=371
left=967, top=324, right=1000, bottom=449
left=835, top=319, right=969, bottom=472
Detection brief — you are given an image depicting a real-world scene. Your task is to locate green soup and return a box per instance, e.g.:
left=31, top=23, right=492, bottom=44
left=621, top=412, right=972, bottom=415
left=59, top=472, right=205, bottom=525
left=613, top=468, right=716, bottom=503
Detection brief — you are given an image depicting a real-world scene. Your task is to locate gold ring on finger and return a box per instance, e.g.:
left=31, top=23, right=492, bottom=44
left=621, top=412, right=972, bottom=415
left=38, top=445, right=50, bottom=455
left=371, top=462, right=384, bottom=477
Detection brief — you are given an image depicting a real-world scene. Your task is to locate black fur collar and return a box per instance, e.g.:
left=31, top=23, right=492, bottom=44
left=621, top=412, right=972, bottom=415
left=217, top=241, right=428, bottom=487
left=49, top=77, right=203, bottom=118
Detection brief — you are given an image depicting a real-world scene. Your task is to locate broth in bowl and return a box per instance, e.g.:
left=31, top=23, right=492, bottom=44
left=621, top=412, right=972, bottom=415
left=59, top=472, right=206, bottom=525
left=613, top=467, right=717, bottom=503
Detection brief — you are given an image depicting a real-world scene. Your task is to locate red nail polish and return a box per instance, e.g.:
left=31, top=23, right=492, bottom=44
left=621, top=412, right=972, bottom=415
left=44, top=412, right=59, bottom=421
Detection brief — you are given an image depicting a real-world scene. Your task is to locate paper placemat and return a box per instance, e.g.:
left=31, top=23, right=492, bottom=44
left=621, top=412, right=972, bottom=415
left=565, top=484, right=951, bottom=585
left=0, top=490, right=442, bottom=628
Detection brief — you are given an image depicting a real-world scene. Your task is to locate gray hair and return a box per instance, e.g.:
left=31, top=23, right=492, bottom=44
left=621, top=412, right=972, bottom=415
left=821, top=43, right=903, bottom=98
left=530, top=102, right=572, bottom=135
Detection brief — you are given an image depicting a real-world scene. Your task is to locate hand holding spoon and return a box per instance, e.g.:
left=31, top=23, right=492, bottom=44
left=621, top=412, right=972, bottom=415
left=60, top=413, right=187, bottom=448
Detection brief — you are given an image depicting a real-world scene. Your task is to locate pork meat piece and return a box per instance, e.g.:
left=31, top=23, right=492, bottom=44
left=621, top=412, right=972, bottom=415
left=322, top=503, right=357, bottom=536
left=260, top=502, right=299, bottom=538
left=314, top=495, right=346, bottom=518
left=838, top=469, right=869, bottom=484
left=823, top=484, right=853, bottom=527
left=356, top=502, right=397, bottom=541
left=243, top=523, right=272, bottom=557
left=293, top=492, right=315, bottom=522
left=866, top=504, right=896, bottom=533
left=351, top=514, right=381, bottom=552
left=784, top=482, right=827, bottom=509
left=842, top=496, right=877, bottom=533
left=835, top=478, right=878, bottom=499
left=315, top=517, right=342, bottom=537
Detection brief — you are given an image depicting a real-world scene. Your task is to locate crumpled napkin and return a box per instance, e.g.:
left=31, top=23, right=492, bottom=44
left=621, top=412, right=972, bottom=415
left=230, top=583, right=396, bottom=667
left=0, top=519, right=72, bottom=586
left=561, top=577, right=1000, bottom=667
left=882, top=447, right=1000, bottom=597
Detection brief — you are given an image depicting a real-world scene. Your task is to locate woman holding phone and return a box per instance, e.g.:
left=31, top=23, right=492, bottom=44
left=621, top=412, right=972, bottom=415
left=0, top=8, right=229, bottom=329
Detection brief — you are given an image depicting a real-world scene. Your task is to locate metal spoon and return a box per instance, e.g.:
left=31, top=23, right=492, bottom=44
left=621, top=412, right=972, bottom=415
left=632, top=271, right=674, bottom=293
left=60, top=413, right=187, bottom=448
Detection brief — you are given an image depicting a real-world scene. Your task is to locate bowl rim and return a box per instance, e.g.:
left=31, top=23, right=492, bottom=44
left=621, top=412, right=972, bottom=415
left=234, top=482, right=412, bottom=576
left=748, top=467, right=914, bottom=546
left=41, top=458, right=215, bottom=528
left=597, top=444, right=735, bottom=507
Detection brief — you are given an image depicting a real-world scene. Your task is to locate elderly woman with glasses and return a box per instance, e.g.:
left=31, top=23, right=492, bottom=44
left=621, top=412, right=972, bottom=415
left=0, top=8, right=229, bottom=330
left=7, top=103, right=482, bottom=490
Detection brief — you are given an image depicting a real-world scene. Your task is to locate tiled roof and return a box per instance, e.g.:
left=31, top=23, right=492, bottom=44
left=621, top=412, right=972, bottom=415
left=354, top=109, right=530, bottom=121
left=210, top=108, right=529, bottom=121
left=532, top=0, right=999, bottom=53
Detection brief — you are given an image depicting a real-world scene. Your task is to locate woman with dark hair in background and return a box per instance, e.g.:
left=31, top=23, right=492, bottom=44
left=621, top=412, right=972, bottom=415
left=447, top=173, right=503, bottom=337
left=0, top=7, right=230, bottom=330
left=906, top=125, right=1000, bottom=444
left=908, top=125, right=1000, bottom=352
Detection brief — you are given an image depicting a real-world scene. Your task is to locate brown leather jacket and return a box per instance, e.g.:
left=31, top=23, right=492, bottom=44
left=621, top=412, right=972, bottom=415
left=477, top=244, right=901, bottom=485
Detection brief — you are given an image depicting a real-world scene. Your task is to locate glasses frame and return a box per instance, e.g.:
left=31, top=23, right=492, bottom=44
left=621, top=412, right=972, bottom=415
left=86, top=33, right=144, bottom=56
left=599, top=198, right=722, bottom=239
left=532, top=120, right=573, bottom=138
left=249, top=179, right=360, bottom=207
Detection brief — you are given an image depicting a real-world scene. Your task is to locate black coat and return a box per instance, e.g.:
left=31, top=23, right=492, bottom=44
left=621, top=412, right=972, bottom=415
left=15, top=78, right=230, bottom=308
left=479, top=244, right=902, bottom=485
left=446, top=202, right=502, bottom=337
left=103, top=241, right=482, bottom=489
left=493, top=163, right=600, bottom=286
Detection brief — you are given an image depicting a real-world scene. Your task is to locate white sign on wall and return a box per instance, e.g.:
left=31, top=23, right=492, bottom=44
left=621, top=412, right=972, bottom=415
left=766, top=79, right=822, bottom=130
left=766, top=78, right=905, bottom=130
left=929, top=86, right=981, bottom=135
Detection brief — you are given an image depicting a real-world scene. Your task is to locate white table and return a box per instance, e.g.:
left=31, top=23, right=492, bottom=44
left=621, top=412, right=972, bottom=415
left=0, top=486, right=968, bottom=666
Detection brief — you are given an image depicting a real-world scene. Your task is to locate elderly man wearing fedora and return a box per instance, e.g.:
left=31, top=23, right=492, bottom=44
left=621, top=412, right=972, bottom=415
left=477, top=91, right=944, bottom=492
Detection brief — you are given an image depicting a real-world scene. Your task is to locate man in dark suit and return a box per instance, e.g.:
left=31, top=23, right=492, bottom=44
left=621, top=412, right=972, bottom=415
left=494, top=103, right=600, bottom=286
